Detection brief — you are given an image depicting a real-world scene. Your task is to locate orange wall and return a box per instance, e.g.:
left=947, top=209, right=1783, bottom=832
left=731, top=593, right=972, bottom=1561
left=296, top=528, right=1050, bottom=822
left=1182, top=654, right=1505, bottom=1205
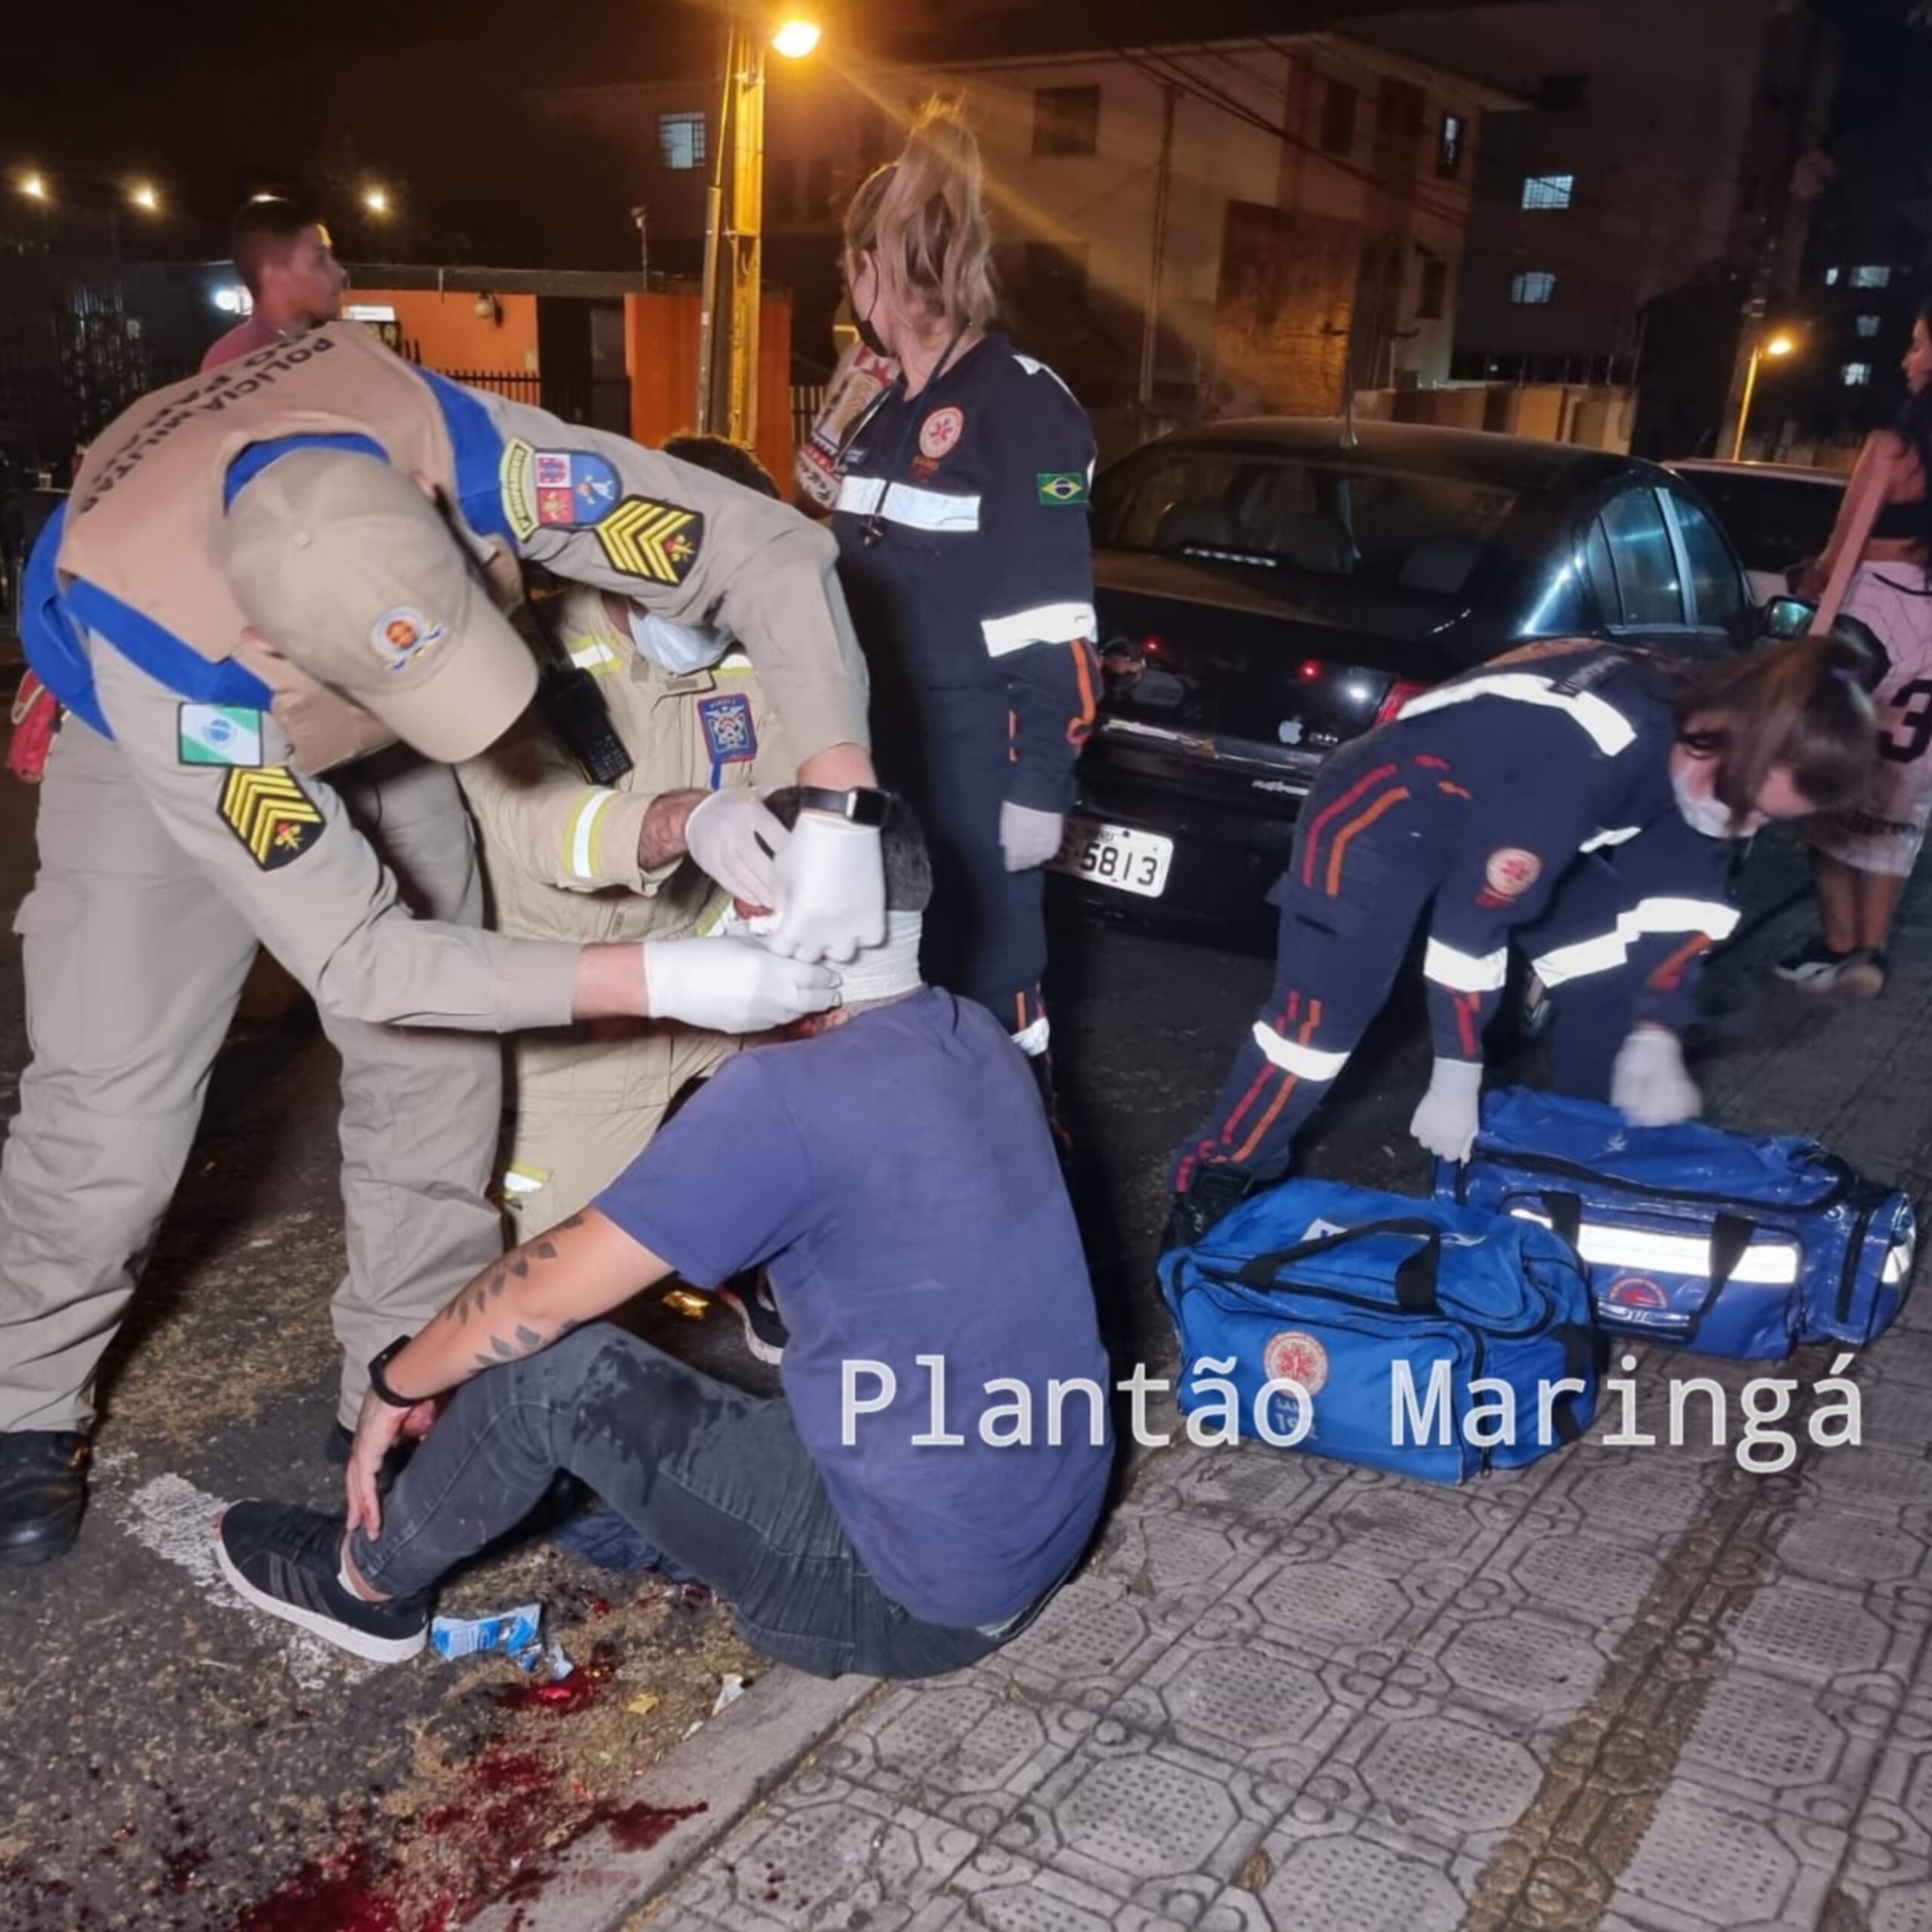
left=624, top=291, right=794, bottom=491
left=357, top=288, right=540, bottom=376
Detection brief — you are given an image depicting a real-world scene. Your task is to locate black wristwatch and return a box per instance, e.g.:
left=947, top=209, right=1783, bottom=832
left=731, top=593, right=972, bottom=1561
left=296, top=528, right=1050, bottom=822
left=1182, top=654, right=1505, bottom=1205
left=798, top=785, right=891, bottom=829
left=368, top=1336, right=424, bottom=1410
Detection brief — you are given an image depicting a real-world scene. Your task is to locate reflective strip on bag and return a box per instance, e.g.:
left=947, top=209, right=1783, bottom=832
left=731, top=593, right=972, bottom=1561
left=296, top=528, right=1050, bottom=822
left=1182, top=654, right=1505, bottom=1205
left=1508, top=1207, right=1800, bottom=1285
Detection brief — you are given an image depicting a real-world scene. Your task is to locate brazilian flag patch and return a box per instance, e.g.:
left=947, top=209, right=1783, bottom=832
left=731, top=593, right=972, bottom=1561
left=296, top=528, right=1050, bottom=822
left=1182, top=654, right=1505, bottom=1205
left=595, top=497, right=703, bottom=585
left=1037, top=472, right=1088, bottom=506
left=219, top=766, right=325, bottom=870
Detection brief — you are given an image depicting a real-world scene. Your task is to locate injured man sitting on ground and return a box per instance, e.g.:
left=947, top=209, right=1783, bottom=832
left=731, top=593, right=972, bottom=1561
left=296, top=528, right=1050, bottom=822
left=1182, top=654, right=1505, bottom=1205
left=214, top=792, right=1116, bottom=1682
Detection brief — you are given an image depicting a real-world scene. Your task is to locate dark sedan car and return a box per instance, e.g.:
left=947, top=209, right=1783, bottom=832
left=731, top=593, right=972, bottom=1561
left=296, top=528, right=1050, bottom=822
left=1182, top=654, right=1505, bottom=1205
left=1051, top=418, right=1755, bottom=940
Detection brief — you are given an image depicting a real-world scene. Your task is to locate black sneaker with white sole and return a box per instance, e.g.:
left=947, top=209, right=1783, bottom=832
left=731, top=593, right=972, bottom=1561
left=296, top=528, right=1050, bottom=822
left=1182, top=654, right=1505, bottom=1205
left=215, top=1501, right=431, bottom=1664
left=718, top=1276, right=789, bottom=1365
left=1775, top=935, right=1856, bottom=990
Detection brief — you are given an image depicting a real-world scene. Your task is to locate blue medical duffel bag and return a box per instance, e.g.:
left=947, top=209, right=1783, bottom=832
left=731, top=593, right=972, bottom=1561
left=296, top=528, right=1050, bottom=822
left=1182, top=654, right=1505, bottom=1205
left=1158, top=1178, right=1598, bottom=1484
left=1438, top=1088, right=1917, bottom=1360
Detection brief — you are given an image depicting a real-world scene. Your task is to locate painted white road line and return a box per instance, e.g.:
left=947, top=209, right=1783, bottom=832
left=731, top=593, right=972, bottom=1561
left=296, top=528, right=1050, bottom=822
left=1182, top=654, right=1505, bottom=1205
left=117, top=1472, right=371, bottom=1694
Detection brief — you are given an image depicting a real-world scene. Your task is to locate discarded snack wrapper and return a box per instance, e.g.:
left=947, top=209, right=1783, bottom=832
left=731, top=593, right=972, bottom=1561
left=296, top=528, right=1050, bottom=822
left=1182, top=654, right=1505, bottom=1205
left=663, top=1288, right=709, bottom=1321
left=547, top=1640, right=575, bottom=1682
left=711, top=1672, right=747, bottom=1715
left=430, top=1603, right=542, bottom=1663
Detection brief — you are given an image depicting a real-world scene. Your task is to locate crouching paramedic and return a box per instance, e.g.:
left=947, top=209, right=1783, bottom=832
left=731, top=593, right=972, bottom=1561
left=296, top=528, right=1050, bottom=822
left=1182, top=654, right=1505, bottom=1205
left=0, top=326, right=881, bottom=1566
left=1164, top=635, right=1878, bottom=1250
left=215, top=792, right=1114, bottom=1680
left=459, top=435, right=797, bottom=1230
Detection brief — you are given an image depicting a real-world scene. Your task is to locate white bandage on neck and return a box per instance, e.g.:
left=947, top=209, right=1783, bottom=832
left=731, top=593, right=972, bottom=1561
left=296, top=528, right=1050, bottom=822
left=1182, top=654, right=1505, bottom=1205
left=626, top=608, right=734, bottom=675
left=711, top=908, right=922, bottom=1004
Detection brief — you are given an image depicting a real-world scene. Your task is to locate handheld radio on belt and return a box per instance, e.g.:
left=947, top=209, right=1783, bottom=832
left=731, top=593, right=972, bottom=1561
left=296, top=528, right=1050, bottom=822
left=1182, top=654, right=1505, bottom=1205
left=520, top=589, right=634, bottom=786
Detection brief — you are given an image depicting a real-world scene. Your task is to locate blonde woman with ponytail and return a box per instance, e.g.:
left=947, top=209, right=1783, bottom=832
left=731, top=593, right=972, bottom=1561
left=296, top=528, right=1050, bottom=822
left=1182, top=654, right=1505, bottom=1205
left=832, top=102, right=1100, bottom=1100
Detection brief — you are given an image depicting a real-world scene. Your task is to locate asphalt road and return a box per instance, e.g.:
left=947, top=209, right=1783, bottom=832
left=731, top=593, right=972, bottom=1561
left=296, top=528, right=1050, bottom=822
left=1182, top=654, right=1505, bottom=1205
left=0, top=765, right=1810, bottom=1931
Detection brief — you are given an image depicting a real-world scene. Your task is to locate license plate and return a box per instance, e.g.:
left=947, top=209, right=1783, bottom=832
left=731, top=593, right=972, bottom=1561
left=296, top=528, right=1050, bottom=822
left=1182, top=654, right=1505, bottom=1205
left=1050, top=818, right=1174, bottom=898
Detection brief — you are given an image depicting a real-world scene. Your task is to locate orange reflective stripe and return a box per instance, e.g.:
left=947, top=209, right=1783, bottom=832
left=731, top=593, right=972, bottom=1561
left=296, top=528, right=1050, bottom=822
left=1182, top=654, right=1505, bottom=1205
left=1300, top=763, right=1399, bottom=889
left=1324, top=787, right=1411, bottom=896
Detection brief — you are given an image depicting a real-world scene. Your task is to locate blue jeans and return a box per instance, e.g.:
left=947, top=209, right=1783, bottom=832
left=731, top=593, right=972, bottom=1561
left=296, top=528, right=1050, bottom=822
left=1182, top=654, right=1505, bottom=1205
left=348, top=1324, right=1013, bottom=1680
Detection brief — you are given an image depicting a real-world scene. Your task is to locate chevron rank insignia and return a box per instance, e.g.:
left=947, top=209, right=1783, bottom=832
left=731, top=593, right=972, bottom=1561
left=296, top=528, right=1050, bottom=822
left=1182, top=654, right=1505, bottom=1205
left=595, top=497, right=703, bottom=586
left=218, top=765, right=325, bottom=870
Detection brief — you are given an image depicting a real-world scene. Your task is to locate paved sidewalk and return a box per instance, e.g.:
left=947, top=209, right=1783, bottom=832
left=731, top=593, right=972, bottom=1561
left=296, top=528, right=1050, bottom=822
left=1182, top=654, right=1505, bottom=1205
left=531, top=851, right=1932, bottom=1932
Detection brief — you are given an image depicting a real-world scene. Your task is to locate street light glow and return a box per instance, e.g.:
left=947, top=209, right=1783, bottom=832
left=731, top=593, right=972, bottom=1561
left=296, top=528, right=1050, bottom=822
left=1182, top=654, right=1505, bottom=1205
left=129, top=182, right=159, bottom=214
left=19, top=172, right=48, bottom=203
left=363, top=186, right=391, bottom=217
left=772, top=17, right=821, bottom=57
left=1765, top=333, right=1797, bottom=358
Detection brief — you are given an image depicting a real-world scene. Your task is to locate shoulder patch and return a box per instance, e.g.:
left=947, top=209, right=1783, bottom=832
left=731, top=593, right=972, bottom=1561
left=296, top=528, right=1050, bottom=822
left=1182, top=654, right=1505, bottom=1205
left=595, top=498, right=703, bottom=586
left=178, top=703, right=264, bottom=767
left=219, top=765, right=325, bottom=870
left=1037, top=472, right=1088, bottom=506
left=698, top=692, right=757, bottom=765
left=500, top=437, right=539, bottom=541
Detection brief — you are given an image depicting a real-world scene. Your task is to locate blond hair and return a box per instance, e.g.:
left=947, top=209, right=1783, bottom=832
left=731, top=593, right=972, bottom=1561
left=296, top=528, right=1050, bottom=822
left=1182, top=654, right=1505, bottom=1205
left=844, top=100, right=997, bottom=334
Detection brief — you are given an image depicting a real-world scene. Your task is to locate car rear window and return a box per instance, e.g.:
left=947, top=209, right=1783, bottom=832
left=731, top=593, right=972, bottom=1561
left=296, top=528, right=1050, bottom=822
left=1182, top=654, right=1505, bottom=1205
left=1094, top=448, right=1528, bottom=601
left=1674, top=470, right=1843, bottom=575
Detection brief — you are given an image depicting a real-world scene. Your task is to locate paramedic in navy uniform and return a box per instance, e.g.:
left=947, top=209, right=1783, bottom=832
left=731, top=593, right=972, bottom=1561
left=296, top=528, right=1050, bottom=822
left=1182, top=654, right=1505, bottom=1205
left=1164, top=635, right=1879, bottom=1251
left=830, top=102, right=1100, bottom=1086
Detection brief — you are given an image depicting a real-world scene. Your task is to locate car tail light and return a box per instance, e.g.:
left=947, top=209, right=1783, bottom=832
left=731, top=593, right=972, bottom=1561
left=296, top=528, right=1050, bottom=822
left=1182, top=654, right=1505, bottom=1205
left=1297, top=658, right=1323, bottom=681
left=1375, top=678, right=1429, bottom=727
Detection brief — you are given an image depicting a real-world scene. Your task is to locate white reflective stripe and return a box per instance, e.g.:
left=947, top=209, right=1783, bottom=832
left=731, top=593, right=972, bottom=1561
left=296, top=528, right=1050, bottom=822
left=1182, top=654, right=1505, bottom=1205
left=1508, top=1208, right=1801, bottom=1285
left=1423, top=939, right=1510, bottom=993
left=835, top=474, right=981, bottom=532
left=500, top=1164, right=550, bottom=1197
left=715, top=648, right=753, bottom=675
left=569, top=640, right=621, bottom=672
left=1531, top=895, right=1742, bottom=987
left=1012, top=352, right=1078, bottom=403
left=1251, top=1021, right=1352, bottom=1081
left=1397, top=673, right=1637, bottom=755
left=1884, top=1237, right=1915, bottom=1284
left=982, top=601, right=1099, bottom=657
left=566, top=789, right=619, bottom=881
left=1579, top=825, right=1644, bottom=852
left=1012, top=1016, right=1051, bottom=1056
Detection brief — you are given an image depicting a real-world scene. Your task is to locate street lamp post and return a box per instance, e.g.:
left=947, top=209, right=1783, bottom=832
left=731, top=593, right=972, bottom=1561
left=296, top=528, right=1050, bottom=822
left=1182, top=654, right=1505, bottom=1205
left=695, top=13, right=819, bottom=442
left=1730, top=330, right=1798, bottom=463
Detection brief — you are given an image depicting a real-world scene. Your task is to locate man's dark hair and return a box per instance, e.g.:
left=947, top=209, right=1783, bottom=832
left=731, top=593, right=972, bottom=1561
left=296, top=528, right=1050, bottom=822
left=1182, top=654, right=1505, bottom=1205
left=764, top=788, right=931, bottom=913
left=230, top=195, right=325, bottom=297
left=663, top=433, right=780, bottom=502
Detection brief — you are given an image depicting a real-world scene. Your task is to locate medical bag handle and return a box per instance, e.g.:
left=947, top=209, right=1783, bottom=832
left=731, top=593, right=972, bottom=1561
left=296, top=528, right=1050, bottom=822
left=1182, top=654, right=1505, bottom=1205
left=1544, top=1192, right=1758, bottom=1346
left=1236, top=1219, right=1442, bottom=1315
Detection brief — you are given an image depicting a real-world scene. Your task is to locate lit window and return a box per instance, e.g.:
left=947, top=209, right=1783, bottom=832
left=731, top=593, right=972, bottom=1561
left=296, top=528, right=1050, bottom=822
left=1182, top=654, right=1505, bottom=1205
left=1511, top=271, right=1558, bottom=306
left=1857, top=315, right=1882, bottom=338
left=1851, top=264, right=1892, bottom=289
left=1438, top=114, right=1463, bottom=178
left=1521, top=173, right=1574, bottom=211
left=1844, top=363, right=1873, bottom=386
left=658, top=112, right=706, bottom=171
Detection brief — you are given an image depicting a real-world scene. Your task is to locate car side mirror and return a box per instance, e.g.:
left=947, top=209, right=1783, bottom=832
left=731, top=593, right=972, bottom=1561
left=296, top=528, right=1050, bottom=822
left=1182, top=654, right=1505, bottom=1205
left=1760, top=595, right=1815, bottom=640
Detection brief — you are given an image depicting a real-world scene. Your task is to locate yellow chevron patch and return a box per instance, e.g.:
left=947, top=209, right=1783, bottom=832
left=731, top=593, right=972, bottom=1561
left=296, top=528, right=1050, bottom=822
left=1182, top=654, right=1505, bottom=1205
left=218, top=765, right=325, bottom=871
left=594, top=497, right=703, bottom=586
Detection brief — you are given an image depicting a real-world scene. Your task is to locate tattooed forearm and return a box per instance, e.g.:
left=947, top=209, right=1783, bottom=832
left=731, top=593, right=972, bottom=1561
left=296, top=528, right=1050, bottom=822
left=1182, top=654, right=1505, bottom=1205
left=443, top=1217, right=592, bottom=1331
left=473, top=1315, right=581, bottom=1371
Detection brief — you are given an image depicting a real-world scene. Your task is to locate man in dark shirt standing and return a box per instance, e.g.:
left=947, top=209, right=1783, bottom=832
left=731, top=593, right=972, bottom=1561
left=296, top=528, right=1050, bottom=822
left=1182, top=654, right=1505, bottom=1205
left=202, top=196, right=348, bottom=371
left=215, top=792, right=1113, bottom=1678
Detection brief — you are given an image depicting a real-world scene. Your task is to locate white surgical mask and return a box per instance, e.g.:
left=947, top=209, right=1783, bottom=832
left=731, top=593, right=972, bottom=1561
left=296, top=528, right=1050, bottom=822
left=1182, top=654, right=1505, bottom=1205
left=1672, top=765, right=1737, bottom=840
left=626, top=608, right=733, bottom=676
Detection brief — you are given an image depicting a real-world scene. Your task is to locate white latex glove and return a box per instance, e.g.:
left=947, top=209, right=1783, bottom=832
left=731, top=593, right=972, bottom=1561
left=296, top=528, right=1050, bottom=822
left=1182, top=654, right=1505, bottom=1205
left=1410, top=1058, right=1484, bottom=1163
left=761, top=811, right=886, bottom=964
left=1611, top=1026, right=1702, bottom=1126
left=643, top=936, right=839, bottom=1032
left=684, top=787, right=789, bottom=907
left=1001, top=801, right=1066, bottom=872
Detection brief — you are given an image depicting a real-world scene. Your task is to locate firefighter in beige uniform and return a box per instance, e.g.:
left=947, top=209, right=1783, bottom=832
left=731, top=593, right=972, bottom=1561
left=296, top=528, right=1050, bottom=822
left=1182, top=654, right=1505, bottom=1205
left=460, top=585, right=795, bottom=1227
left=0, top=322, right=884, bottom=1565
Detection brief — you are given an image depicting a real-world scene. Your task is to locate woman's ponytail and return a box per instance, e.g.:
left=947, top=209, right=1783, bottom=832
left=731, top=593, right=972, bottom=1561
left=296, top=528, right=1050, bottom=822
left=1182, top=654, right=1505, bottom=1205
left=844, top=100, right=997, bottom=334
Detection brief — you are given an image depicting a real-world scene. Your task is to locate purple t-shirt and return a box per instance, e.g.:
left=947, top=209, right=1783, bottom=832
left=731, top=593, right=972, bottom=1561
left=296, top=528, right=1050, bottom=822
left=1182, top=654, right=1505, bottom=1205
left=595, top=988, right=1112, bottom=1626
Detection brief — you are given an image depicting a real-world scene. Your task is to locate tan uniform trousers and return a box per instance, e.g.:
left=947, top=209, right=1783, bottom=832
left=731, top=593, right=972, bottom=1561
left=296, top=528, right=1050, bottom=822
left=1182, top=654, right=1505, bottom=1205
left=0, top=721, right=503, bottom=1433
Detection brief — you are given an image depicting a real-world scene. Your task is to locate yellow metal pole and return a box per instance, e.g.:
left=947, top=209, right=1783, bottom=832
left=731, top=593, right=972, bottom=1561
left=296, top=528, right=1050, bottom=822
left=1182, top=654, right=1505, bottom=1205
left=1730, top=343, right=1761, bottom=463
left=726, top=37, right=765, bottom=447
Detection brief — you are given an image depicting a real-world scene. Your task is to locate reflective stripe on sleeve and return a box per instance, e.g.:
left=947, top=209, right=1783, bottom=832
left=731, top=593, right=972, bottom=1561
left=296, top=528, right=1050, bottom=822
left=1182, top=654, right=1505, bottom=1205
left=835, top=475, right=981, bottom=532
left=1423, top=939, right=1511, bottom=993
left=982, top=601, right=1100, bottom=657
left=565, top=788, right=619, bottom=882
left=1578, top=825, right=1644, bottom=852
left=568, top=639, right=622, bottom=674
left=1251, top=1020, right=1351, bottom=1081
left=1531, top=896, right=1741, bottom=986
left=1397, top=672, right=1637, bottom=755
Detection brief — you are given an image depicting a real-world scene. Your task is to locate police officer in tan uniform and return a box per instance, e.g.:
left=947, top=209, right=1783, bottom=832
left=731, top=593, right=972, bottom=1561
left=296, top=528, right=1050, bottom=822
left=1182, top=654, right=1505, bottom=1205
left=0, top=323, right=888, bottom=1564
left=462, top=580, right=795, bottom=1227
